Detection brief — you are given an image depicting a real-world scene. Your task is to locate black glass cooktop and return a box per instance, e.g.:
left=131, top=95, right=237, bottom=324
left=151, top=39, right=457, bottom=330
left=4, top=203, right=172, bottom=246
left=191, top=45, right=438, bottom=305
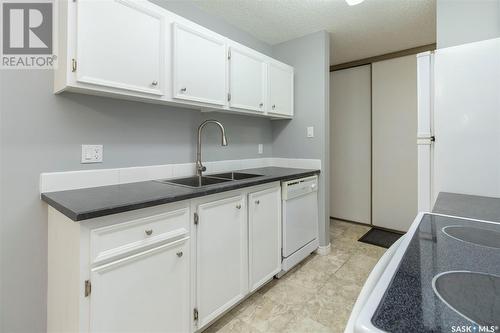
left=371, top=214, right=500, bottom=332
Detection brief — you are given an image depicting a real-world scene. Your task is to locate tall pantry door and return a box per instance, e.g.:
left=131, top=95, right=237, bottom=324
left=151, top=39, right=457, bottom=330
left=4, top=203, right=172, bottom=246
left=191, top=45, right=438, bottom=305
left=330, top=65, right=372, bottom=224
left=372, top=55, right=418, bottom=232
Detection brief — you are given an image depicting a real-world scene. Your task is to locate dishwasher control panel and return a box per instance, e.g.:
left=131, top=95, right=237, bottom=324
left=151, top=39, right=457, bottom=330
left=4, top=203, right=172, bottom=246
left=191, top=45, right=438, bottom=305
left=282, top=175, right=318, bottom=200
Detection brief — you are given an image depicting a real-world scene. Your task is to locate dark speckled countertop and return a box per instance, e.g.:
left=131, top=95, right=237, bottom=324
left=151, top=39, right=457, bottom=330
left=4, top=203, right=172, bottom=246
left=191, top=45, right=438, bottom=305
left=41, top=167, right=319, bottom=221
left=370, top=192, right=500, bottom=332
left=433, top=192, right=500, bottom=222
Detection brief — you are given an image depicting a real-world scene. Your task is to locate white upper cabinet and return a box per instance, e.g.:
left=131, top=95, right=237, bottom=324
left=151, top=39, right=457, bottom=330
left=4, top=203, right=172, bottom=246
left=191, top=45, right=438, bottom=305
left=268, top=63, right=294, bottom=117
left=228, top=47, right=267, bottom=112
left=55, top=0, right=294, bottom=118
left=76, top=0, right=165, bottom=96
left=172, top=23, right=227, bottom=106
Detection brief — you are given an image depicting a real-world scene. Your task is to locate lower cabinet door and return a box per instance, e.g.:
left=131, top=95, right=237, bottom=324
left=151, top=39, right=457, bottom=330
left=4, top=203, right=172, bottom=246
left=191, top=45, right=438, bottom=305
left=196, top=194, right=248, bottom=329
left=248, top=187, right=282, bottom=292
left=89, top=238, right=190, bottom=333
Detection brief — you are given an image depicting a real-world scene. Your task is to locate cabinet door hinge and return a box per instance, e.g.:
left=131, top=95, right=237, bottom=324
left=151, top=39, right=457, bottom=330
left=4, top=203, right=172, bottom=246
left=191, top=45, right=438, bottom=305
left=194, top=212, right=199, bottom=225
left=228, top=49, right=231, bottom=60
left=84, top=280, right=91, bottom=297
left=193, top=308, right=199, bottom=321
left=71, top=58, right=77, bottom=72
left=227, top=92, right=231, bottom=102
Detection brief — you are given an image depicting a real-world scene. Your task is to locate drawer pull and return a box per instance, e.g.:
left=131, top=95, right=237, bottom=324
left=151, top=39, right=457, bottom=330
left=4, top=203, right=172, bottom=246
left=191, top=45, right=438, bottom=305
left=145, top=229, right=153, bottom=236
left=236, top=204, right=242, bottom=209
left=176, top=251, right=183, bottom=258
left=255, top=200, right=260, bottom=205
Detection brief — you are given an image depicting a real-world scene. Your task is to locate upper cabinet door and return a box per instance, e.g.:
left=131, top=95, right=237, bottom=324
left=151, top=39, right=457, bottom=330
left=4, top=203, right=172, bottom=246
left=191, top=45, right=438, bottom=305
left=173, top=24, right=227, bottom=105
left=76, top=0, right=165, bottom=96
left=268, top=63, right=294, bottom=117
left=228, top=47, right=266, bottom=112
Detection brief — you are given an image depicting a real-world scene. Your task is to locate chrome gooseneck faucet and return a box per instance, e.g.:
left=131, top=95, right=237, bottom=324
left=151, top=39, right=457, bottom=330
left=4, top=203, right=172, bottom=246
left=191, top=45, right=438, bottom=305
left=196, top=120, right=228, bottom=176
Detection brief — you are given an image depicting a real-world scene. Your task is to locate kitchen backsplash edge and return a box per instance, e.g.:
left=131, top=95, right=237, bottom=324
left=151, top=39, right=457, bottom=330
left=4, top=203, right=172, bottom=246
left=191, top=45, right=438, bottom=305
left=40, top=158, right=322, bottom=193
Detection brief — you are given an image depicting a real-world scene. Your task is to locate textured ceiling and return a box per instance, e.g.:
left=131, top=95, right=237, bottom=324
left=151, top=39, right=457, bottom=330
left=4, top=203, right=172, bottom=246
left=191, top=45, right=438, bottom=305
left=191, top=0, right=436, bottom=65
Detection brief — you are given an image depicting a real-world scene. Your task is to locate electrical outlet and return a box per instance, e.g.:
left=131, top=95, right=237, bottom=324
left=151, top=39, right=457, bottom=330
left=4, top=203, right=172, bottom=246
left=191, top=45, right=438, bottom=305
left=81, top=145, right=103, bottom=163
left=307, top=126, right=314, bottom=138
left=258, top=144, right=263, bottom=154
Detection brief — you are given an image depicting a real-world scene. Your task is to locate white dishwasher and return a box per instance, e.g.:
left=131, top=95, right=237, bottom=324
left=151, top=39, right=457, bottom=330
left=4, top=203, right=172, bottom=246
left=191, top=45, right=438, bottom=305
left=280, top=175, right=319, bottom=274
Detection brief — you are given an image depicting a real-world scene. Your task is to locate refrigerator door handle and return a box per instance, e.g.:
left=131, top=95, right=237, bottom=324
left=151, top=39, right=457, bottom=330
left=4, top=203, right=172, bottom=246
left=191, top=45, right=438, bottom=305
left=417, top=133, right=434, bottom=145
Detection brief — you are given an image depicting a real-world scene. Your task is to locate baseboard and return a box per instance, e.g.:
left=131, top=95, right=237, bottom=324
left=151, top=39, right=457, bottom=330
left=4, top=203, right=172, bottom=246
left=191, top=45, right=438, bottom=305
left=316, top=243, right=331, bottom=256
left=330, top=216, right=371, bottom=227
left=330, top=217, right=406, bottom=235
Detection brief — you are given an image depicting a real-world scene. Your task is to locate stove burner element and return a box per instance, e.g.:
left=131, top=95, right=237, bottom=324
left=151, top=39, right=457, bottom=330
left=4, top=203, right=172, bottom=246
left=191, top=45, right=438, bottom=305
left=442, top=225, right=500, bottom=249
left=433, top=271, right=500, bottom=326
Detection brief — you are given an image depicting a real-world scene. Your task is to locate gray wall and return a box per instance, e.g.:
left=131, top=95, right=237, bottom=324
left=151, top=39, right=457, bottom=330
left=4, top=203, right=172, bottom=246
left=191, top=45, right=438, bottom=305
left=0, top=2, right=274, bottom=332
left=437, top=0, right=500, bottom=48
left=272, top=31, right=331, bottom=247
left=153, top=0, right=273, bottom=57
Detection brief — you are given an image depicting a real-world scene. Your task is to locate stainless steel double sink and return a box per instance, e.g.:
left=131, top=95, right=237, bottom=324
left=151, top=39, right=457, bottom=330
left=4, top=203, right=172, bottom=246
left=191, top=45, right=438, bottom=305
left=156, top=172, right=262, bottom=188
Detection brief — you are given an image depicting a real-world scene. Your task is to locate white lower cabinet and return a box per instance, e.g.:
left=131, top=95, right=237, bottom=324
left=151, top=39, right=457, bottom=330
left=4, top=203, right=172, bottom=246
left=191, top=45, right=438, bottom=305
left=195, top=194, right=248, bottom=329
left=90, top=239, right=190, bottom=333
left=193, top=184, right=282, bottom=331
left=47, top=183, right=282, bottom=333
left=248, top=186, right=282, bottom=292
left=47, top=202, right=191, bottom=333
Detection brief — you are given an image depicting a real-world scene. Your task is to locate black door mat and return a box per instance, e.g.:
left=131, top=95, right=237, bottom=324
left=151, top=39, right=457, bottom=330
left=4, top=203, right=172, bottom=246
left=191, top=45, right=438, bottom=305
left=358, top=228, right=403, bottom=249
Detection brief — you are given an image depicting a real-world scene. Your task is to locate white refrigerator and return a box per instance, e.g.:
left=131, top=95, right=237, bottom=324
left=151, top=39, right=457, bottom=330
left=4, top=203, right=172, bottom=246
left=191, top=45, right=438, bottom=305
left=417, top=37, right=500, bottom=211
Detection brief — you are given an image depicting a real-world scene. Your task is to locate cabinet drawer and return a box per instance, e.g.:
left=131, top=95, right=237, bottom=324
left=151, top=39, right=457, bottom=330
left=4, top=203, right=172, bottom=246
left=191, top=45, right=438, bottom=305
left=90, top=207, right=189, bottom=266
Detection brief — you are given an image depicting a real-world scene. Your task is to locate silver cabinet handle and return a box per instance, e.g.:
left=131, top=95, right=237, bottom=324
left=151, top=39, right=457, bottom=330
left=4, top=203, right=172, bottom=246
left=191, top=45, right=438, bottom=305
left=259, top=102, right=264, bottom=108
left=236, top=204, right=242, bottom=209
left=176, top=251, right=183, bottom=257
left=151, top=80, right=158, bottom=86
left=145, top=229, right=153, bottom=236
left=255, top=200, right=260, bottom=205
left=180, top=87, right=187, bottom=93
left=272, top=104, right=276, bottom=110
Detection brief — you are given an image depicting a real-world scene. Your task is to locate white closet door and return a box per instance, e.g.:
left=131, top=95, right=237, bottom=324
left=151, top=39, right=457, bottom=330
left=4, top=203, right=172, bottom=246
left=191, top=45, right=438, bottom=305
left=330, top=65, right=371, bottom=224
left=372, top=55, right=418, bottom=232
